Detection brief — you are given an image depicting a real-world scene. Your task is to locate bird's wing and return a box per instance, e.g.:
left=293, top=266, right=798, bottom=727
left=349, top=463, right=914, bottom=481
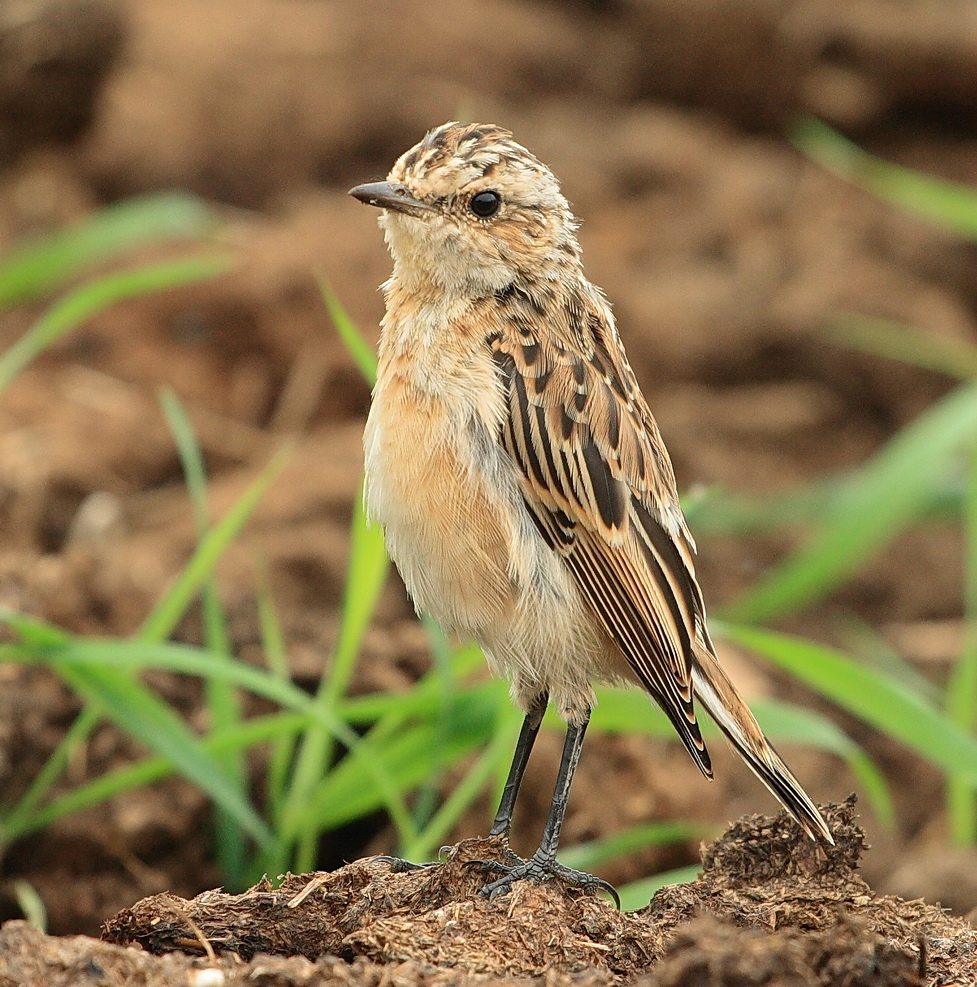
left=489, top=285, right=713, bottom=776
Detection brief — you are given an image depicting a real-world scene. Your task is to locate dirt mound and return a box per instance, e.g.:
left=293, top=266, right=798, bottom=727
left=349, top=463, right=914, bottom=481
left=2, top=800, right=944, bottom=986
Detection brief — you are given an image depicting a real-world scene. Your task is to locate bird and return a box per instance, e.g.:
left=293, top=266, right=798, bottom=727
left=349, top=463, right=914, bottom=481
left=349, top=121, right=833, bottom=900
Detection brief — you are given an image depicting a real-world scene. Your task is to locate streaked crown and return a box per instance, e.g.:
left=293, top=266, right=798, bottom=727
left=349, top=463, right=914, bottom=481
left=375, top=122, right=582, bottom=293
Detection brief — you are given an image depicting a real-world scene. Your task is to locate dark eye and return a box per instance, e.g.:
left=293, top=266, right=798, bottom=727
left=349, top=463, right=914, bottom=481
left=469, top=190, right=502, bottom=218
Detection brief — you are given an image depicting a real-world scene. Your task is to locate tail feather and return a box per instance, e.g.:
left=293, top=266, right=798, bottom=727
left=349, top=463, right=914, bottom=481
left=690, top=643, right=834, bottom=845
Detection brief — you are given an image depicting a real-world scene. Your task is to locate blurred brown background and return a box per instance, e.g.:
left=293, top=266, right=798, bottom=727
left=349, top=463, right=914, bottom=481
left=1, top=0, right=976, bottom=933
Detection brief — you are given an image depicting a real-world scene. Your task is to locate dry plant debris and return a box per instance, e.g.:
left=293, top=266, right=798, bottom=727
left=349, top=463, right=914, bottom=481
left=31, top=799, right=961, bottom=986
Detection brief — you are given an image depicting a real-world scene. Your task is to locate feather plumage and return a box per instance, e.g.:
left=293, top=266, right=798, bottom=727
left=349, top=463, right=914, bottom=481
left=353, top=121, right=833, bottom=855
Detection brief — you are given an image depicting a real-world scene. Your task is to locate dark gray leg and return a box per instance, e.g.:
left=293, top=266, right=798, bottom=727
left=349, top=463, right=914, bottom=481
left=380, top=694, right=549, bottom=875
left=489, top=692, right=548, bottom=838
left=479, top=707, right=619, bottom=906
left=530, top=710, right=587, bottom=861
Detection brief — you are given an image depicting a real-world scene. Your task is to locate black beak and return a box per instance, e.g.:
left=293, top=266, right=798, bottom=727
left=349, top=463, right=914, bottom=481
left=348, top=182, right=436, bottom=218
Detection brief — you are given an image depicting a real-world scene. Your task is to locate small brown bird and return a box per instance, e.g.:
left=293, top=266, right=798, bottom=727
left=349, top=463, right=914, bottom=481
left=350, top=122, right=833, bottom=899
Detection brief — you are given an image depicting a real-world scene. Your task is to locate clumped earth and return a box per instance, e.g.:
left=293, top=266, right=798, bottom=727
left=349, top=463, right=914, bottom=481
left=2, top=800, right=975, bottom=985
left=3, top=0, right=977, bottom=982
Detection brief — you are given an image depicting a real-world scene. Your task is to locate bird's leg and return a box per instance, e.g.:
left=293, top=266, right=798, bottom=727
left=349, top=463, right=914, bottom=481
left=470, top=692, right=549, bottom=869
left=381, top=694, right=549, bottom=875
left=479, top=707, right=619, bottom=906
left=488, top=692, right=548, bottom=841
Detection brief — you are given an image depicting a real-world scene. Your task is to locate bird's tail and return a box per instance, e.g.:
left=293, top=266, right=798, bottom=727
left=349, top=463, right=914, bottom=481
left=691, top=641, right=834, bottom=845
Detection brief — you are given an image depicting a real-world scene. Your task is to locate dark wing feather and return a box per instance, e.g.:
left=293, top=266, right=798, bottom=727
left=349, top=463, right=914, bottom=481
left=490, top=288, right=713, bottom=777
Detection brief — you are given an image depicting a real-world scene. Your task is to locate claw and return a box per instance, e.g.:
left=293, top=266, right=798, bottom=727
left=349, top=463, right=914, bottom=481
left=373, top=855, right=437, bottom=873
left=477, top=852, right=620, bottom=908
left=576, top=870, right=621, bottom=909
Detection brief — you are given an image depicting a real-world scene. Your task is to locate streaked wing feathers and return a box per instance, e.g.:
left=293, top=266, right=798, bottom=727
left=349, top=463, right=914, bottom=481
left=490, top=291, right=713, bottom=776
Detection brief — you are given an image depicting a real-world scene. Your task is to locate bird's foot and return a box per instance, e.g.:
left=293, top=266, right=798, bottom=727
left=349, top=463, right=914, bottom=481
left=478, top=850, right=620, bottom=908
left=465, top=838, right=525, bottom=873
left=373, top=845, right=452, bottom=873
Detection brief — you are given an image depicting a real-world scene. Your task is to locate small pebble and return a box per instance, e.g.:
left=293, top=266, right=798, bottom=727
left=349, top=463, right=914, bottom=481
left=188, top=969, right=224, bottom=987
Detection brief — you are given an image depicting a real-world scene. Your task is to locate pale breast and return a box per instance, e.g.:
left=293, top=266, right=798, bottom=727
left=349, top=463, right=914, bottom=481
left=364, top=368, right=516, bottom=635
left=364, top=332, right=611, bottom=721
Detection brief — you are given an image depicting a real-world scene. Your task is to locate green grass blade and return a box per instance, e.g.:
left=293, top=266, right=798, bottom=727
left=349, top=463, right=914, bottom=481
left=402, top=689, right=516, bottom=861
left=946, top=441, right=977, bottom=845
left=325, top=489, right=389, bottom=707
left=255, top=560, right=296, bottom=830
left=685, top=481, right=839, bottom=539
left=0, top=192, right=218, bottom=308
left=0, top=412, right=285, bottom=868
left=617, top=864, right=702, bottom=911
left=2, top=711, right=308, bottom=845
left=337, top=645, right=485, bottom=724
left=0, top=609, right=72, bottom=647
left=12, top=880, right=47, bottom=931
left=1, top=629, right=415, bottom=855
left=137, top=443, right=291, bottom=642
left=160, top=388, right=247, bottom=884
left=830, top=312, right=977, bottom=381
left=0, top=705, right=101, bottom=846
left=0, top=255, right=232, bottom=396
left=839, top=617, right=942, bottom=706
left=794, top=118, right=977, bottom=240
left=280, top=284, right=387, bottom=866
left=319, top=275, right=377, bottom=386
left=725, top=382, right=977, bottom=622
left=160, top=389, right=211, bottom=532
left=0, top=611, right=99, bottom=843
left=51, top=658, right=273, bottom=849
left=720, top=622, right=977, bottom=786
left=310, top=692, right=496, bottom=832
left=284, top=487, right=390, bottom=873
left=689, top=474, right=962, bottom=541
left=409, top=619, right=462, bottom=834
left=2, top=636, right=369, bottom=740
left=255, top=559, right=289, bottom=683
left=559, top=821, right=706, bottom=872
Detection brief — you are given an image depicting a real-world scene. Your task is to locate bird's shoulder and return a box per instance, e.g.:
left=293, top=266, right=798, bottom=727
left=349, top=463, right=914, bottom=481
left=485, top=278, right=692, bottom=549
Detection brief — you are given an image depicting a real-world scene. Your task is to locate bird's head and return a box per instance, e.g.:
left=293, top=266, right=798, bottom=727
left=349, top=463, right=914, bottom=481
left=350, top=122, right=581, bottom=295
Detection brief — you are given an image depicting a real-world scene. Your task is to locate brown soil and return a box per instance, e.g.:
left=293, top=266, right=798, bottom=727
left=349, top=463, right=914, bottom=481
left=2, top=0, right=977, bottom=982
left=2, top=801, right=973, bottom=986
